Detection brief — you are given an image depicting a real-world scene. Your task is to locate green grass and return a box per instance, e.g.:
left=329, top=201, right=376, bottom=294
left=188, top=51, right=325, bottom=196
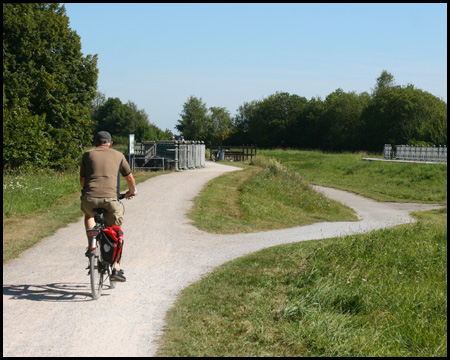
left=157, top=208, right=447, bottom=357
left=3, top=169, right=81, bottom=218
left=157, top=150, right=447, bottom=357
left=260, top=149, right=447, bottom=203
left=188, top=156, right=358, bottom=234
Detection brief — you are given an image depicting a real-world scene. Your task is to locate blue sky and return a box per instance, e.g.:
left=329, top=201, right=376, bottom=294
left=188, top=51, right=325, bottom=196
left=63, top=3, right=447, bottom=134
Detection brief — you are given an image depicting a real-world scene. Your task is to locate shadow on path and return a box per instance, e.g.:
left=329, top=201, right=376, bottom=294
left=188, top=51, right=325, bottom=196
left=2, top=282, right=113, bottom=302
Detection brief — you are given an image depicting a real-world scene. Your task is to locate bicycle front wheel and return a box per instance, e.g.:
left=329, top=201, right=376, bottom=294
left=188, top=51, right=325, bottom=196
left=89, top=246, right=104, bottom=300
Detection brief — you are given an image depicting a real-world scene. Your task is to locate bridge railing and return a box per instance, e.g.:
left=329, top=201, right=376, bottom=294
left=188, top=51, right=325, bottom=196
left=384, top=144, right=447, bottom=163
left=129, top=140, right=206, bottom=171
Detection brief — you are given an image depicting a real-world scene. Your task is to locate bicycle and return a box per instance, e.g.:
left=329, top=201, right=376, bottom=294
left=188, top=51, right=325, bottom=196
left=87, top=193, right=135, bottom=300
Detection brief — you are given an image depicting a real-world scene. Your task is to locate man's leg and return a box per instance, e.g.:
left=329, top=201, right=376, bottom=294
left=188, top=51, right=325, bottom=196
left=84, top=216, right=96, bottom=259
left=111, top=239, right=125, bottom=281
left=113, top=239, right=123, bottom=270
left=84, top=215, right=95, bottom=234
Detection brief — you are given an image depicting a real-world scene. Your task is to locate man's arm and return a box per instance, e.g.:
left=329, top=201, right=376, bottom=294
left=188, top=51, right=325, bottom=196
left=124, top=173, right=136, bottom=198
left=80, top=177, right=85, bottom=189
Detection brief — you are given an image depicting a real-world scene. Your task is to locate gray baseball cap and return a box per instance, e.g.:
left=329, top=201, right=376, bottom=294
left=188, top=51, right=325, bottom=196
left=95, top=131, right=111, bottom=143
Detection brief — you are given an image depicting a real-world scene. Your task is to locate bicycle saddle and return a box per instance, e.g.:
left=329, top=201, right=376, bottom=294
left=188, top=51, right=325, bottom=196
left=93, top=208, right=106, bottom=224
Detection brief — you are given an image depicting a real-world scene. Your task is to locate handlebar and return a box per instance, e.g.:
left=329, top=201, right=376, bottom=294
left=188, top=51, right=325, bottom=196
left=119, top=192, right=137, bottom=200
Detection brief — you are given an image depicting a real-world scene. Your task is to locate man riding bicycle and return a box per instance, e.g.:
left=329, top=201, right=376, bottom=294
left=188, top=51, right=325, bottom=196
left=80, top=131, right=136, bottom=282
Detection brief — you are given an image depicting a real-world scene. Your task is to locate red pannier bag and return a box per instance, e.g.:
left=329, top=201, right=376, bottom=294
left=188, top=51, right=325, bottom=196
left=99, top=225, right=124, bottom=264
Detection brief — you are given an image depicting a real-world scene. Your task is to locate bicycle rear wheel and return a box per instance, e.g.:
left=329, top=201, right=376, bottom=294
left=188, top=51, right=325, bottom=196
left=89, top=245, right=104, bottom=300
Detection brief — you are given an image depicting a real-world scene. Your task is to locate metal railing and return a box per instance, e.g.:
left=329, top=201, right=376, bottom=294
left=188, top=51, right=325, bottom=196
left=174, top=141, right=205, bottom=170
left=209, top=145, right=257, bottom=161
left=384, top=144, right=447, bottom=163
left=129, top=140, right=206, bottom=171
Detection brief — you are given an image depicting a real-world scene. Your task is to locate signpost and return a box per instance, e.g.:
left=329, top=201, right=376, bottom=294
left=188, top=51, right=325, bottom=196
left=129, top=134, right=135, bottom=171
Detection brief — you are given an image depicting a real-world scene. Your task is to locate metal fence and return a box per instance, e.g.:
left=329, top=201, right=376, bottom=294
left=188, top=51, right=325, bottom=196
left=384, top=144, right=447, bottom=163
left=130, top=140, right=205, bottom=171
left=174, top=141, right=205, bottom=170
left=209, top=145, right=257, bottom=161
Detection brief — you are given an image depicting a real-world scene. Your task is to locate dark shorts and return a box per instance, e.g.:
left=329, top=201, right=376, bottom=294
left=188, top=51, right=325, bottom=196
left=80, top=196, right=123, bottom=226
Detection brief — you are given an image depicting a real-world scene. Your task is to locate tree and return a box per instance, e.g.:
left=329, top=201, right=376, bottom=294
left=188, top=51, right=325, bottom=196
left=295, top=96, right=326, bottom=150
left=372, top=69, right=395, bottom=95
left=92, top=91, right=107, bottom=108
left=92, top=97, right=130, bottom=142
left=176, top=96, right=209, bottom=141
left=91, top=97, right=170, bottom=143
left=208, top=106, right=232, bottom=145
left=321, top=89, right=370, bottom=151
left=361, top=82, right=447, bottom=151
left=245, top=92, right=307, bottom=148
left=3, top=3, right=98, bottom=170
left=227, top=101, right=258, bottom=145
left=3, top=101, right=53, bottom=169
left=126, top=100, right=151, bottom=138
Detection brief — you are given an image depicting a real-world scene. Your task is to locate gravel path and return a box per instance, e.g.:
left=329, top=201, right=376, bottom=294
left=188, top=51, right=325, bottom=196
left=3, top=161, right=444, bottom=357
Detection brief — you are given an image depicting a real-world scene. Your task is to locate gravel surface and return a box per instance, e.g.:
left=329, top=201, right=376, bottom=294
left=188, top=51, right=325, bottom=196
left=3, top=161, right=445, bottom=357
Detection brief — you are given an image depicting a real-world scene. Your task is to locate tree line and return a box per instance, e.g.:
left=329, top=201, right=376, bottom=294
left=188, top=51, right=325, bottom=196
left=176, top=71, right=447, bottom=152
left=3, top=3, right=170, bottom=171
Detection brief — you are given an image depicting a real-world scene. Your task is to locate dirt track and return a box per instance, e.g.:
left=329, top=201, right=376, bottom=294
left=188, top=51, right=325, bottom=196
left=3, top=161, right=444, bottom=357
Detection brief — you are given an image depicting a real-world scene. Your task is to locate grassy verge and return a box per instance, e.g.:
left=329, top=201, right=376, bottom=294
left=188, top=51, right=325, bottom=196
left=3, top=169, right=165, bottom=263
left=158, top=207, right=447, bottom=357
left=157, top=150, right=447, bottom=357
left=188, top=156, right=358, bottom=234
left=260, top=149, right=447, bottom=203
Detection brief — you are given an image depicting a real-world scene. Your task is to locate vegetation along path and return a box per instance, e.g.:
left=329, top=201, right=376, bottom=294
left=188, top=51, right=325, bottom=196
left=3, top=161, right=444, bottom=357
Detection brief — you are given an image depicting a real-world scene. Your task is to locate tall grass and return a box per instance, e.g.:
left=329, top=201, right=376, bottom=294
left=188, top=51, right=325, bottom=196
left=188, top=156, right=358, bottom=234
left=3, top=169, right=80, bottom=218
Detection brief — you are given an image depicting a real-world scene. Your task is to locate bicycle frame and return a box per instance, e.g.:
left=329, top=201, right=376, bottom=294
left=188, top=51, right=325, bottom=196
left=86, top=192, right=135, bottom=299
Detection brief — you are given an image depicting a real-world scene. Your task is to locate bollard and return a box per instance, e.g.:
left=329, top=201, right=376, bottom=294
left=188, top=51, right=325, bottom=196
left=200, top=141, right=205, bottom=167
left=174, top=141, right=179, bottom=171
